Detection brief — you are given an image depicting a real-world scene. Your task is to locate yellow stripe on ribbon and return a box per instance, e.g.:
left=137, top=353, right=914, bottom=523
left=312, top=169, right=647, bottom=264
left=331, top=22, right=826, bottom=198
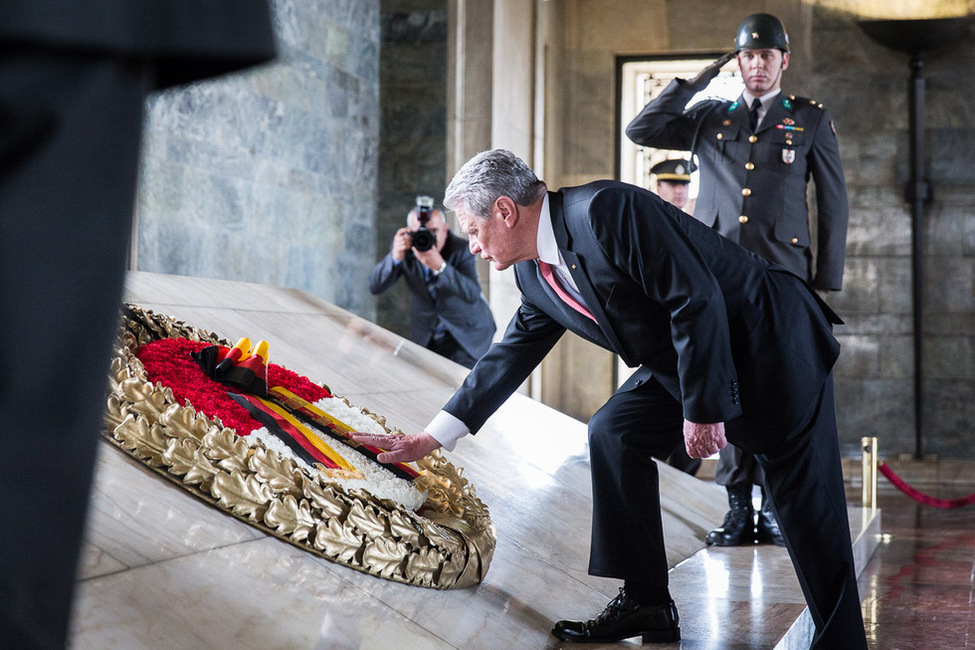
left=254, top=396, right=357, bottom=472
left=269, top=386, right=355, bottom=436
left=268, top=386, right=422, bottom=481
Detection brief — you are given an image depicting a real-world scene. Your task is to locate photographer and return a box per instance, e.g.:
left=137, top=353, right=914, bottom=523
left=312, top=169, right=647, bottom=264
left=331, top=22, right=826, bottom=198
left=369, top=197, right=496, bottom=368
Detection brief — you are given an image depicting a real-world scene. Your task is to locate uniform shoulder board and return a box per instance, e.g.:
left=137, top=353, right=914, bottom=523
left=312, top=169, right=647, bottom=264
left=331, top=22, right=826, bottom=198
left=791, top=95, right=825, bottom=110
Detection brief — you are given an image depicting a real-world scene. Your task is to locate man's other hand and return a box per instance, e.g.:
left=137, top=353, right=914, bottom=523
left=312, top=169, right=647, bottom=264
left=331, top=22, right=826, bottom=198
left=683, top=420, right=727, bottom=458
left=350, top=431, right=442, bottom=464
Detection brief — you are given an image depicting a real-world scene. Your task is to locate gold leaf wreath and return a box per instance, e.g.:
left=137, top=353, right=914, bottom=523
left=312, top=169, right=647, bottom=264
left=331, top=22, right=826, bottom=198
left=102, top=304, right=496, bottom=589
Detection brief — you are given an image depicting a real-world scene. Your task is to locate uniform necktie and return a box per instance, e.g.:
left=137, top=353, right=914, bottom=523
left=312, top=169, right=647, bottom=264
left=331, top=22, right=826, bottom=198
left=749, top=98, right=762, bottom=130
left=537, top=260, right=595, bottom=321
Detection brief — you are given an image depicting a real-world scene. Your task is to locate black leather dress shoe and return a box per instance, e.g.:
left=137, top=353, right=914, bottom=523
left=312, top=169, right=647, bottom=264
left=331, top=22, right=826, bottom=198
left=552, top=588, right=680, bottom=643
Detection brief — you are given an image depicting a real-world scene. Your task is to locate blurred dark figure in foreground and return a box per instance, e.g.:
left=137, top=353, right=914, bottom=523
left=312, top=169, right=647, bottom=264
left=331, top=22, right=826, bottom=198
left=0, top=4, right=275, bottom=647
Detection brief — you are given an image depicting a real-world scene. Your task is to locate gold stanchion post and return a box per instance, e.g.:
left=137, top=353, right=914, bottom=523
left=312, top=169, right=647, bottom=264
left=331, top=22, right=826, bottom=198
left=861, top=436, right=878, bottom=509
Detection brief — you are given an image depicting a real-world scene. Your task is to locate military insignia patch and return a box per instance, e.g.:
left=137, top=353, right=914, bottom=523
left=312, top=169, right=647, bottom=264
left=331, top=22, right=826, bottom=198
left=782, top=148, right=796, bottom=164
left=783, top=117, right=795, bottom=126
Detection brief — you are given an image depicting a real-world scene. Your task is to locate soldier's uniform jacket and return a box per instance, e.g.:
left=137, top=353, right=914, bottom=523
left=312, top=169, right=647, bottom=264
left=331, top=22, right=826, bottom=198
left=626, top=79, right=849, bottom=290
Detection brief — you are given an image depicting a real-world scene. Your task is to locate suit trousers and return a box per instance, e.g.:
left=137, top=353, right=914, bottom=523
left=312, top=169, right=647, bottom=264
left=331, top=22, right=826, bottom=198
left=753, top=376, right=868, bottom=649
left=587, top=377, right=684, bottom=602
left=587, top=374, right=866, bottom=647
left=0, top=49, right=150, bottom=648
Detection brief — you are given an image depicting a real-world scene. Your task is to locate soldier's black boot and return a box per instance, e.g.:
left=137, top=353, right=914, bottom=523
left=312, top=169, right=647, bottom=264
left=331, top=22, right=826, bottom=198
left=705, top=483, right=755, bottom=546
left=756, top=489, right=786, bottom=546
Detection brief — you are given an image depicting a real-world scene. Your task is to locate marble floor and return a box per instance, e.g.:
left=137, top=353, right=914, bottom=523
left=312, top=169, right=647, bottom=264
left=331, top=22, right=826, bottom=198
left=858, top=489, right=975, bottom=650
left=67, top=271, right=965, bottom=650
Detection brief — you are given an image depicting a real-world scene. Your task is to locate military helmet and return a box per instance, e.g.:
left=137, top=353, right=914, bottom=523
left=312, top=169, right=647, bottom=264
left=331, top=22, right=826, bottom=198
left=734, top=13, right=790, bottom=53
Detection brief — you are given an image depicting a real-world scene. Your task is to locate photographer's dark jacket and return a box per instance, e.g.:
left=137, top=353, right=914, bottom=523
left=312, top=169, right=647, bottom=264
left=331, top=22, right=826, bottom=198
left=626, top=80, right=849, bottom=291
left=369, top=231, right=496, bottom=362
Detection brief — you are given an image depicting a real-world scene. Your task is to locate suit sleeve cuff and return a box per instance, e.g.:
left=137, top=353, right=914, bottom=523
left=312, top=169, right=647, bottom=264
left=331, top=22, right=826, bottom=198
left=425, top=410, right=469, bottom=452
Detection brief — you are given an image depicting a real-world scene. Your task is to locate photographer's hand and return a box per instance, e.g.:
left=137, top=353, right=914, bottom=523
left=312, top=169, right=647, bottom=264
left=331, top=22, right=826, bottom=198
left=414, top=247, right=445, bottom=273
left=685, top=51, right=735, bottom=92
left=391, top=227, right=412, bottom=262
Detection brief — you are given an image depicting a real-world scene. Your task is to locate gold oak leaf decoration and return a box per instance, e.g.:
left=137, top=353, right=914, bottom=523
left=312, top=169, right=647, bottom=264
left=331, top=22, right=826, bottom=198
left=211, top=470, right=274, bottom=521
left=406, top=546, right=445, bottom=587
left=302, top=478, right=350, bottom=520
left=363, top=537, right=409, bottom=579
left=315, top=518, right=363, bottom=563
left=249, top=447, right=303, bottom=498
left=347, top=500, right=389, bottom=541
left=102, top=304, right=496, bottom=589
left=264, top=495, right=317, bottom=542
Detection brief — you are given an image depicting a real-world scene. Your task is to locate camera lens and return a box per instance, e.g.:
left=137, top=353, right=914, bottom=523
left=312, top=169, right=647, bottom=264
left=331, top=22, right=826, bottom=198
left=412, top=228, right=436, bottom=252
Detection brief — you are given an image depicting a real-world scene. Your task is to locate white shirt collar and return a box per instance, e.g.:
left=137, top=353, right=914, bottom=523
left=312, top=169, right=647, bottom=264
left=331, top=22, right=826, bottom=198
left=744, top=88, right=781, bottom=109
left=535, top=193, right=562, bottom=266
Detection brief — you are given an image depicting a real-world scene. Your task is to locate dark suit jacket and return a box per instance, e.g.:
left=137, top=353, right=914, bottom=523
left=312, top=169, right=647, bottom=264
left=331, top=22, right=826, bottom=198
left=369, top=231, right=496, bottom=360
left=0, top=0, right=275, bottom=89
left=626, top=80, right=849, bottom=290
left=444, top=181, right=841, bottom=453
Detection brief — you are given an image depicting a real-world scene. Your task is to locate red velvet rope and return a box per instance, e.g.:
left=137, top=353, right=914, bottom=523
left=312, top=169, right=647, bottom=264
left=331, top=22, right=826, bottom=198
left=878, top=461, right=975, bottom=509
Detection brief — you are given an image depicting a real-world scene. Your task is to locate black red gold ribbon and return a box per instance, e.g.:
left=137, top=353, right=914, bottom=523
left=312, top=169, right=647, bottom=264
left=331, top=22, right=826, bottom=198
left=267, top=386, right=421, bottom=481
left=230, top=392, right=357, bottom=474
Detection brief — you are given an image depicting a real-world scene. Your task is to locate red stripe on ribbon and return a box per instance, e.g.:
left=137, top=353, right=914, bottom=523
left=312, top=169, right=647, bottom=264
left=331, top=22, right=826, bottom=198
left=235, top=393, right=341, bottom=469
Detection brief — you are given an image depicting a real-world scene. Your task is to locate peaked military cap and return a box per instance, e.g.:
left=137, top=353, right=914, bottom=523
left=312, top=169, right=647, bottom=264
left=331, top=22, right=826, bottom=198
left=650, top=158, right=695, bottom=183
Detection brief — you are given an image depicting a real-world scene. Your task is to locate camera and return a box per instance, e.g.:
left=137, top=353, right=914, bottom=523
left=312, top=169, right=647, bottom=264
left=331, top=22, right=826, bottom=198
left=410, top=195, right=437, bottom=252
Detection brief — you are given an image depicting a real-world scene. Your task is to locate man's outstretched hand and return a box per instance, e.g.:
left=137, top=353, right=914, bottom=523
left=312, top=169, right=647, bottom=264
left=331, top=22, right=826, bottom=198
left=683, top=420, right=727, bottom=458
left=350, top=431, right=442, bottom=464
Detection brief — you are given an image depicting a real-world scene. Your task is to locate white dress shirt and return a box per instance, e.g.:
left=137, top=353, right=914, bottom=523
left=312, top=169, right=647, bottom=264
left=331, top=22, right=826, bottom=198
left=743, top=88, right=781, bottom=129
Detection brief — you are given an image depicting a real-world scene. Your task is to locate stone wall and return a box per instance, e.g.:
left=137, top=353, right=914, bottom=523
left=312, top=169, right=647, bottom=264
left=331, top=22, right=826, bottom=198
left=820, top=9, right=975, bottom=458
left=134, top=0, right=380, bottom=320
left=373, top=0, right=449, bottom=339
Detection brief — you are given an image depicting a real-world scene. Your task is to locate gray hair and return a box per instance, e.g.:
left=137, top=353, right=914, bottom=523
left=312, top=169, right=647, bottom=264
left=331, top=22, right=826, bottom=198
left=443, top=149, right=547, bottom=219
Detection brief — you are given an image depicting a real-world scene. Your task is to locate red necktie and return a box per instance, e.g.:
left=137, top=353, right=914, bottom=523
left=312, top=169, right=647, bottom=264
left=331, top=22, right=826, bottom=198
left=537, top=260, right=596, bottom=321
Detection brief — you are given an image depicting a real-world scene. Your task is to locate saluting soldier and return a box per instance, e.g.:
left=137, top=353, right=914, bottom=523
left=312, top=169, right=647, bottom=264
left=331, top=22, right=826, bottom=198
left=626, top=13, right=850, bottom=549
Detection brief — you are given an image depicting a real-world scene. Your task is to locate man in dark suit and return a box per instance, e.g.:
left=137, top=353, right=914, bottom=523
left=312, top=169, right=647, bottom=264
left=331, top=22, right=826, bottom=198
left=626, top=13, right=850, bottom=548
left=353, top=149, right=866, bottom=648
left=370, top=203, right=496, bottom=368
left=0, top=4, right=274, bottom=647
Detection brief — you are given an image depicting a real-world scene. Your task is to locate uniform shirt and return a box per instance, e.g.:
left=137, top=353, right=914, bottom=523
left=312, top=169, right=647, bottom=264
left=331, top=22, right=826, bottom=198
left=744, top=89, right=781, bottom=129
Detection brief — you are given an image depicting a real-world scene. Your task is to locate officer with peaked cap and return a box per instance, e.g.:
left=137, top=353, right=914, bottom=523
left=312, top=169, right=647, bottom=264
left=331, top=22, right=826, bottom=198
left=649, top=158, right=695, bottom=213
left=626, top=13, right=861, bottom=649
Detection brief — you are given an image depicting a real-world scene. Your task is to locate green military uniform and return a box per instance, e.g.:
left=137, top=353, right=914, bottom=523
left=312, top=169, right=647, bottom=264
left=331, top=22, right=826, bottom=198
left=626, top=83, right=849, bottom=290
